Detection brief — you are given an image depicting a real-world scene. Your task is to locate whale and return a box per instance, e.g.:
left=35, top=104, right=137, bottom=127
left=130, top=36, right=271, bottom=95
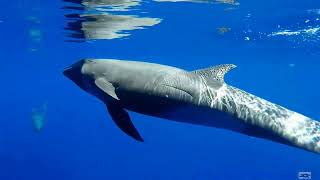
left=63, top=59, right=320, bottom=153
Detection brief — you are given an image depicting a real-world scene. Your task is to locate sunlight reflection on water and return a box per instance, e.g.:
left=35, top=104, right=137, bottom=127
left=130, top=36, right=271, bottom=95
left=63, top=0, right=161, bottom=41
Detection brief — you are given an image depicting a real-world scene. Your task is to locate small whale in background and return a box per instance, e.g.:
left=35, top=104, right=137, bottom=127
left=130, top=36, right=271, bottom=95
left=63, top=59, right=320, bottom=153
left=217, top=26, right=231, bottom=35
left=32, top=103, right=47, bottom=132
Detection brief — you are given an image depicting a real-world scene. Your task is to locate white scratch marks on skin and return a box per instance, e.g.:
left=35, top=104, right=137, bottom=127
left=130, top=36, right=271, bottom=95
left=199, top=77, right=228, bottom=109
left=200, top=76, right=214, bottom=108
left=204, top=85, right=320, bottom=153
left=197, top=77, right=204, bottom=105
left=154, top=69, right=320, bottom=153
left=284, top=113, right=306, bottom=134
left=281, top=113, right=320, bottom=152
left=212, top=84, right=228, bottom=107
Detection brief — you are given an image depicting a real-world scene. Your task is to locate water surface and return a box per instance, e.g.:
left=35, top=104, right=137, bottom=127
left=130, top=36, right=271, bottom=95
left=1, top=0, right=320, bottom=179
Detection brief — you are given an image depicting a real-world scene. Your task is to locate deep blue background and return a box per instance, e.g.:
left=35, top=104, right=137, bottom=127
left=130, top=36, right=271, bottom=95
left=1, top=0, right=320, bottom=179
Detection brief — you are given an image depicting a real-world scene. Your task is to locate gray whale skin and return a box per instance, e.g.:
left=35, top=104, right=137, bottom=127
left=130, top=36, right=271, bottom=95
left=63, top=59, right=320, bottom=154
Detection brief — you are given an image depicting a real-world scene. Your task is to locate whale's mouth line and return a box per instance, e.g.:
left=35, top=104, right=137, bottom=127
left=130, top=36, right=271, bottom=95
left=63, top=66, right=72, bottom=72
left=63, top=59, right=86, bottom=77
left=63, top=66, right=73, bottom=77
left=63, top=66, right=72, bottom=75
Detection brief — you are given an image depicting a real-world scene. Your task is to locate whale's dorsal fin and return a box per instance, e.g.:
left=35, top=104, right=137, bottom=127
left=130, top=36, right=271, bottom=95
left=192, top=64, right=236, bottom=83
left=95, top=78, right=120, bottom=100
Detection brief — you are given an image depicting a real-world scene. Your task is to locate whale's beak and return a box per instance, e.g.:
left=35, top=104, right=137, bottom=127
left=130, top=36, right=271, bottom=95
left=63, top=59, right=86, bottom=87
left=63, top=66, right=73, bottom=77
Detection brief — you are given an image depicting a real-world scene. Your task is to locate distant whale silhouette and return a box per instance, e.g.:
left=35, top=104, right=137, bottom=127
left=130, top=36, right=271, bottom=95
left=63, top=59, right=320, bottom=153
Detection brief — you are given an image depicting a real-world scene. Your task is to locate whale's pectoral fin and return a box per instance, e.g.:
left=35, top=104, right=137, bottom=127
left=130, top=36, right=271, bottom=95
left=95, top=78, right=120, bottom=100
left=192, top=64, right=236, bottom=83
left=106, top=103, right=144, bottom=142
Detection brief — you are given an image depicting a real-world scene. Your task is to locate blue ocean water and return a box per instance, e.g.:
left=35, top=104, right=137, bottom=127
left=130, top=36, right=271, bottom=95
left=1, top=0, right=320, bottom=179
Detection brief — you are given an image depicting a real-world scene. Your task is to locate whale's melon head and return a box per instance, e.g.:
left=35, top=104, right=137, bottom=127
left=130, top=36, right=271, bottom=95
left=63, top=59, right=99, bottom=93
